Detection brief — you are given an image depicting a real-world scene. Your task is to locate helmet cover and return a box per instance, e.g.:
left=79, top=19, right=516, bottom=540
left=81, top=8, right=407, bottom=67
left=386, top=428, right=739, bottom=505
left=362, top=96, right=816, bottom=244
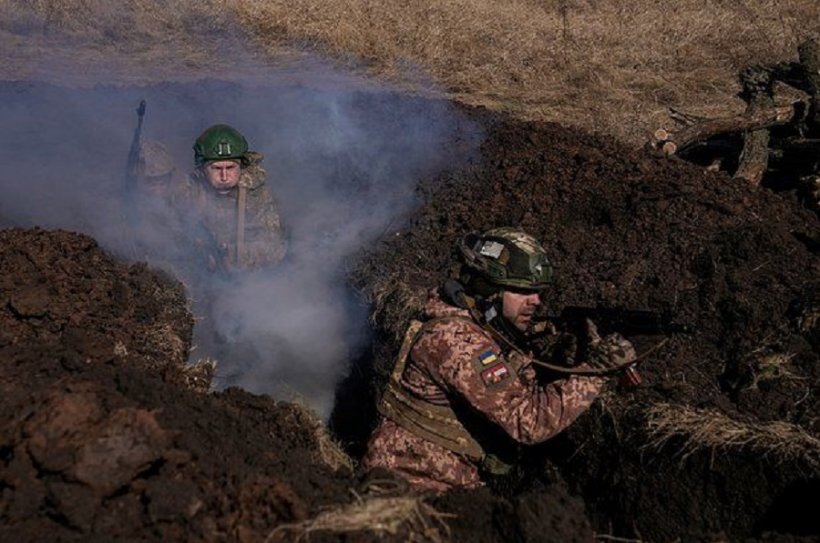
left=459, top=227, right=553, bottom=291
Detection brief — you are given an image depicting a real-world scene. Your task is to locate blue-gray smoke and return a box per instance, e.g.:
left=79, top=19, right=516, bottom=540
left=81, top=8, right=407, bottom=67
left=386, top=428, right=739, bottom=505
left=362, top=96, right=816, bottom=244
left=0, top=58, right=482, bottom=417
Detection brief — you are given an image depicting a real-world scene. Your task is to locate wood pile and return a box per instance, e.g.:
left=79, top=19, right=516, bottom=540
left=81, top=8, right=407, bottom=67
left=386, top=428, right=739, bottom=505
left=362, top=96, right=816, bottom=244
left=653, top=39, right=819, bottom=211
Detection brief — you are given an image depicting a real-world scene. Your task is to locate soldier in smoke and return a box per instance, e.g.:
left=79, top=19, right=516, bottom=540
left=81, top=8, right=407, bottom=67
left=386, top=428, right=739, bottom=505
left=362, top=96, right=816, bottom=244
left=124, top=139, right=191, bottom=270
left=178, top=124, right=287, bottom=274
left=362, top=227, right=637, bottom=492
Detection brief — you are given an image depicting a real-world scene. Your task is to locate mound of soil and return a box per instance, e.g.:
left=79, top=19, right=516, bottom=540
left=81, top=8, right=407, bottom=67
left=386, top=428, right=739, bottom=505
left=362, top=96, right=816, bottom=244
left=2, top=101, right=818, bottom=541
left=0, top=228, right=192, bottom=374
left=349, top=108, right=820, bottom=540
left=1, top=227, right=593, bottom=542
left=0, top=229, right=354, bottom=541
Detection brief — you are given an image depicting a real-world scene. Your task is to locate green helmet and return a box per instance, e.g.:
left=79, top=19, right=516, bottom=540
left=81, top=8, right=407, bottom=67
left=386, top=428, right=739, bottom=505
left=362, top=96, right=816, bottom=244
left=193, top=124, right=249, bottom=166
left=459, top=227, right=553, bottom=292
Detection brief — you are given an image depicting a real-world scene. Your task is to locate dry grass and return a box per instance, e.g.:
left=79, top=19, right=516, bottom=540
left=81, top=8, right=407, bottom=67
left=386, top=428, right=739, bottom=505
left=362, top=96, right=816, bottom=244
left=2, top=1, right=818, bottom=144
left=645, top=402, right=820, bottom=470
left=287, top=401, right=355, bottom=473
left=366, top=270, right=427, bottom=342
left=0, top=0, right=232, bottom=39
left=235, top=0, right=820, bottom=144
left=266, top=491, right=453, bottom=542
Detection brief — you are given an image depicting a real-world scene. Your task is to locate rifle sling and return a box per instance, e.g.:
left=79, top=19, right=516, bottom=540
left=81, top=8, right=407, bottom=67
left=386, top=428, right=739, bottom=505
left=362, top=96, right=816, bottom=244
left=459, top=294, right=645, bottom=376
left=236, top=185, right=247, bottom=267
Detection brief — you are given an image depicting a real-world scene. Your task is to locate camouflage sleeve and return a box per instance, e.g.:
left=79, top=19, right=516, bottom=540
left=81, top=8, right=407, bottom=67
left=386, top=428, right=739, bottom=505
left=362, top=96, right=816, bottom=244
left=412, top=319, right=604, bottom=445
left=244, top=185, right=287, bottom=268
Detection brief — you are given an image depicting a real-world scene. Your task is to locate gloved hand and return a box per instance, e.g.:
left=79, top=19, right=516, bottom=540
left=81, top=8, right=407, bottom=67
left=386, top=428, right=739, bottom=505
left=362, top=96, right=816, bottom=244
left=585, top=319, right=637, bottom=370
left=530, top=327, right=578, bottom=367
left=549, top=332, right=579, bottom=366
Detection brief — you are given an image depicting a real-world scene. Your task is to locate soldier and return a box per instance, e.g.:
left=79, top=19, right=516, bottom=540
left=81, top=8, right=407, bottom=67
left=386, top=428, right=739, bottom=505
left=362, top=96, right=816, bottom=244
left=136, top=140, right=177, bottom=199
left=178, top=124, right=287, bottom=273
left=124, top=140, right=189, bottom=268
left=362, top=227, right=637, bottom=492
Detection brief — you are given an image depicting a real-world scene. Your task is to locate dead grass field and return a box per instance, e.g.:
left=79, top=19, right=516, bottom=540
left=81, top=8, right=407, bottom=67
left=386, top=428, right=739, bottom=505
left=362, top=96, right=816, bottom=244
left=2, top=0, right=819, bottom=143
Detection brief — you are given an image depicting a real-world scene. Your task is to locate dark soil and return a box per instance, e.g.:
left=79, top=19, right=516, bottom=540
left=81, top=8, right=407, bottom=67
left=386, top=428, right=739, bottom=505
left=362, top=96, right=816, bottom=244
left=0, top=229, right=361, bottom=542
left=0, top=228, right=590, bottom=542
left=2, top=94, right=818, bottom=541
left=348, top=107, right=820, bottom=541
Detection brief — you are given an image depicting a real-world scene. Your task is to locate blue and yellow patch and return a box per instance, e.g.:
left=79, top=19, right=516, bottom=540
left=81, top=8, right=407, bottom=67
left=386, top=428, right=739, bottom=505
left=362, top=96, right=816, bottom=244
left=477, top=349, right=498, bottom=366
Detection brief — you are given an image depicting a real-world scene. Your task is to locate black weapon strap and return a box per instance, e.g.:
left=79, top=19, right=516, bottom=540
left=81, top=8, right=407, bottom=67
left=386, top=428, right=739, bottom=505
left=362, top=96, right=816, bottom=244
left=458, top=291, right=666, bottom=377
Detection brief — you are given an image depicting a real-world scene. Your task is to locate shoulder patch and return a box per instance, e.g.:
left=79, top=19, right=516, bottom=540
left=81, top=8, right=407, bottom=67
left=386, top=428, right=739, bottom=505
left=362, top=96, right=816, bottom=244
left=471, top=341, right=500, bottom=367
left=476, top=349, right=499, bottom=366
left=480, top=363, right=510, bottom=386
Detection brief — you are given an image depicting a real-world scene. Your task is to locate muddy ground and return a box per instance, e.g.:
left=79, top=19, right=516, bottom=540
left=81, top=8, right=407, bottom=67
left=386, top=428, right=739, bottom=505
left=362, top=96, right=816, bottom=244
left=2, top=96, right=819, bottom=542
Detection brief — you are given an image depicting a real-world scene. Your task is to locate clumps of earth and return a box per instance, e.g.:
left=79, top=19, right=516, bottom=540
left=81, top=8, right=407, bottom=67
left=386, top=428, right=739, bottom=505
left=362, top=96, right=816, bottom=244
left=2, top=100, right=819, bottom=542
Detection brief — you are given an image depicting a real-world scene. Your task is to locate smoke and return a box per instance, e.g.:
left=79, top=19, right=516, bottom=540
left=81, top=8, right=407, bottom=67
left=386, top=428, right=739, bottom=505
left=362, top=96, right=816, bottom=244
left=0, top=49, right=482, bottom=417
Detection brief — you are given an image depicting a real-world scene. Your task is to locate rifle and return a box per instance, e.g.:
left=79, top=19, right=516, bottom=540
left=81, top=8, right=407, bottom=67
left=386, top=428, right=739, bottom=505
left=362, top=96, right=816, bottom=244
left=124, top=100, right=147, bottom=228
left=547, top=305, right=696, bottom=337
left=543, top=305, right=696, bottom=386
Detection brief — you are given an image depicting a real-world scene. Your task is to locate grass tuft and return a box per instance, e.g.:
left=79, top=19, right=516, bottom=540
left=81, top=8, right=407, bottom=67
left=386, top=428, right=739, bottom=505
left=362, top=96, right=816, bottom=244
left=266, top=490, right=453, bottom=542
left=644, top=402, right=820, bottom=470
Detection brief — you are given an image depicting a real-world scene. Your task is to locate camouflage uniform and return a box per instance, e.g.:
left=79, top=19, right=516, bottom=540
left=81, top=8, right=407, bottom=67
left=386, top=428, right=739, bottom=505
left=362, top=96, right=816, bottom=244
left=124, top=140, right=190, bottom=269
left=178, top=154, right=287, bottom=272
left=362, top=289, right=605, bottom=492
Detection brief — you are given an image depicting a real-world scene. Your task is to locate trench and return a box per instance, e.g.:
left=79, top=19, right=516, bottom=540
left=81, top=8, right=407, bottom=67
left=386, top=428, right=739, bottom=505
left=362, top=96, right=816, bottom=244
left=0, top=77, right=481, bottom=421
left=2, top=71, right=819, bottom=542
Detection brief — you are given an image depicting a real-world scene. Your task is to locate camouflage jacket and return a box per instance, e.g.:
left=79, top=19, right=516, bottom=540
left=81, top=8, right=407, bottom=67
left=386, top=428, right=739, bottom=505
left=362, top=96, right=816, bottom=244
left=177, top=157, right=287, bottom=273
left=362, top=289, right=605, bottom=492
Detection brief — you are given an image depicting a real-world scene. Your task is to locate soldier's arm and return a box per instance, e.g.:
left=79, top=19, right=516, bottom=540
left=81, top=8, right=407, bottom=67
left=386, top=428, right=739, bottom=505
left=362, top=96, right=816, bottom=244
left=414, top=320, right=604, bottom=445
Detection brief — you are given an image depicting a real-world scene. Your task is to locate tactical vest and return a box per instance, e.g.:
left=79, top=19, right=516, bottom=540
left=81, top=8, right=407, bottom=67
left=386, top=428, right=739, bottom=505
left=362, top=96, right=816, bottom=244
left=378, top=317, right=525, bottom=469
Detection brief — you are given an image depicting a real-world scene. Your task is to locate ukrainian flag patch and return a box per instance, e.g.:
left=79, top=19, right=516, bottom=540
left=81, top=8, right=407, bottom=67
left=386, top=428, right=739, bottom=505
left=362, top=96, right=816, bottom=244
left=477, top=349, right=498, bottom=366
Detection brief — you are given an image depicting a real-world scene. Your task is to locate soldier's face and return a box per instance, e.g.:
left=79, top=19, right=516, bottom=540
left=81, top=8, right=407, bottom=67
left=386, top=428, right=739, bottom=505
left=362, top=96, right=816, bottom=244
left=502, top=289, right=541, bottom=331
left=205, top=160, right=241, bottom=191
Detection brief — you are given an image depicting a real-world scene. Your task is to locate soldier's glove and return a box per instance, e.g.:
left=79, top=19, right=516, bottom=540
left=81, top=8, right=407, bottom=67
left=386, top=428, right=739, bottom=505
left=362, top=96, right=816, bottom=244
left=585, top=318, right=637, bottom=371
left=548, top=332, right=579, bottom=366
left=530, top=327, right=578, bottom=367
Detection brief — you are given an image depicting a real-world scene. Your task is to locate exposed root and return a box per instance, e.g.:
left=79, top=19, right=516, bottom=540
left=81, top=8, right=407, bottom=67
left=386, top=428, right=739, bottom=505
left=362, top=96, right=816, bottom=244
left=182, top=357, right=217, bottom=393
left=266, top=492, right=454, bottom=543
left=314, top=425, right=355, bottom=474
left=644, top=403, right=820, bottom=470
left=367, top=271, right=426, bottom=342
left=288, top=401, right=354, bottom=473
left=753, top=352, right=803, bottom=383
left=743, top=339, right=804, bottom=389
left=143, top=322, right=189, bottom=367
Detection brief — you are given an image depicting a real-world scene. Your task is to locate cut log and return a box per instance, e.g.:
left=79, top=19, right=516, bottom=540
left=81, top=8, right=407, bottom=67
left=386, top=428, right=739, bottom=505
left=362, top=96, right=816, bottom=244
left=772, top=137, right=820, bottom=151
left=668, top=108, right=707, bottom=127
left=655, top=104, right=799, bottom=156
left=798, top=39, right=819, bottom=128
left=735, top=66, right=774, bottom=186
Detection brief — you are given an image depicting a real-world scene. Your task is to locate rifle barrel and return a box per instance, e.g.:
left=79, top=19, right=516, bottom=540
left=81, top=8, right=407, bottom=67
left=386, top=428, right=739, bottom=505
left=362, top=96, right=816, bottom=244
left=552, top=305, right=695, bottom=335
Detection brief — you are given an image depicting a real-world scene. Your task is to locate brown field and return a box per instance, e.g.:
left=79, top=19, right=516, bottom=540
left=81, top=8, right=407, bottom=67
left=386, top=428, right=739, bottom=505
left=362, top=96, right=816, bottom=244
left=1, top=0, right=818, bottom=144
